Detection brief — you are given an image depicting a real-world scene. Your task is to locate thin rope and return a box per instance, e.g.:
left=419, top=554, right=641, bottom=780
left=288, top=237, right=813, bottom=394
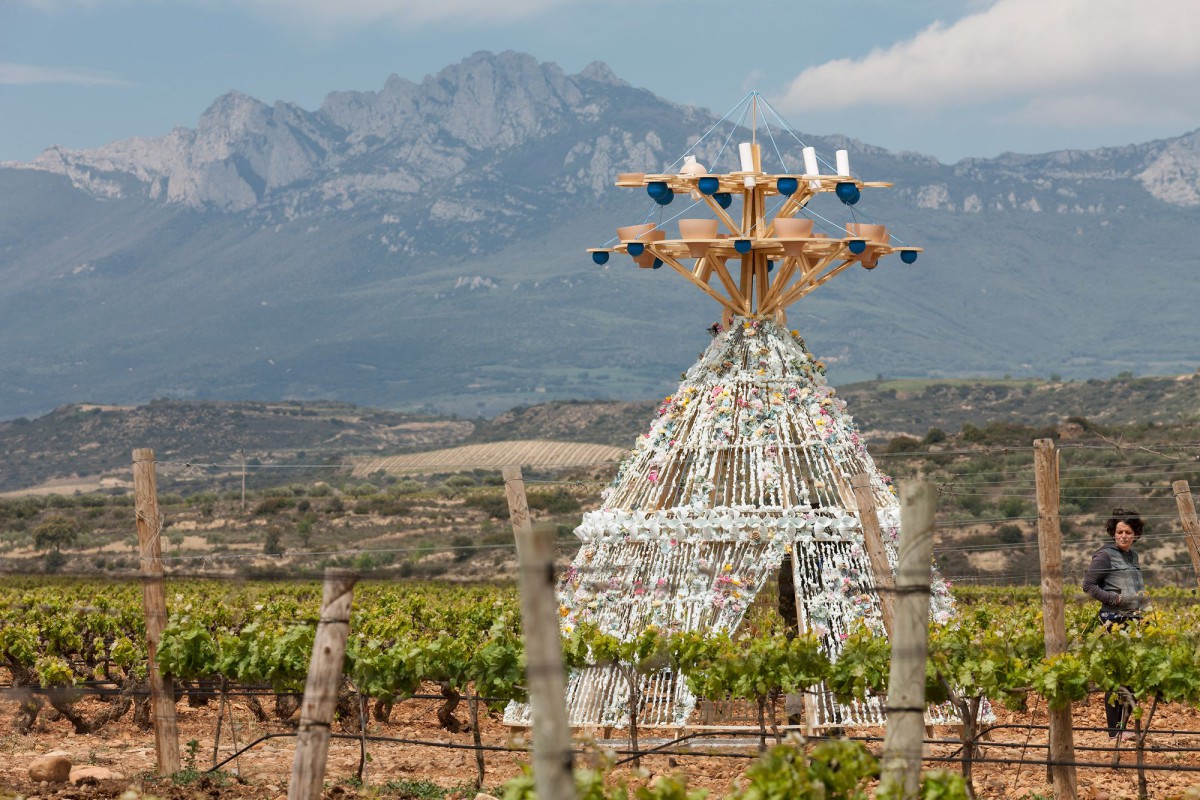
left=662, top=92, right=755, bottom=173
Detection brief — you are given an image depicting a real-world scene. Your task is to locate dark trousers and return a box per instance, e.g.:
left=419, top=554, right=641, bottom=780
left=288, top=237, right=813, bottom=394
left=1105, top=688, right=1130, bottom=736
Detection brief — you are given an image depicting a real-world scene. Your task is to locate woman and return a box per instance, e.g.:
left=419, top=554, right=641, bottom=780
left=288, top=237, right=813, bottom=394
left=1081, top=507, right=1146, bottom=740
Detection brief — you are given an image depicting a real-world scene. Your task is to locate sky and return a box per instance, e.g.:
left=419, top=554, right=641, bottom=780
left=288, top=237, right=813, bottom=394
left=2, top=0, right=1198, bottom=165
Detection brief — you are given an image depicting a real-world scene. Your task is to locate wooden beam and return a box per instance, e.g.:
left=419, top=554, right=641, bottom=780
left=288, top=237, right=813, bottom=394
left=850, top=473, right=896, bottom=638
left=132, top=448, right=180, bottom=776
left=504, top=466, right=576, bottom=800
left=1172, top=480, right=1200, bottom=591
left=770, top=255, right=856, bottom=310
left=739, top=258, right=752, bottom=307
left=288, top=568, right=358, bottom=800
left=879, top=481, right=935, bottom=800
left=655, top=251, right=742, bottom=315
left=1034, top=439, right=1078, bottom=800
left=755, top=257, right=768, bottom=309
left=699, top=194, right=742, bottom=236
left=709, top=258, right=750, bottom=314
left=759, top=255, right=804, bottom=311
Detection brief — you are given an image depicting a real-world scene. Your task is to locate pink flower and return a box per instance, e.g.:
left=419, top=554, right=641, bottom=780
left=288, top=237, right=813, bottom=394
left=648, top=469, right=659, bottom=483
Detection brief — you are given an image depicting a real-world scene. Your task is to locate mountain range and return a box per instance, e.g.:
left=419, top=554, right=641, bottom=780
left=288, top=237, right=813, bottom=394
left=2, top=50, right=1198, bottom=422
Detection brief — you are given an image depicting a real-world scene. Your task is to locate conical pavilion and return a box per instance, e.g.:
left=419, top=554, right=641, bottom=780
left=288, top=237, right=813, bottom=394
left=506, top=94, right=959, bottom=730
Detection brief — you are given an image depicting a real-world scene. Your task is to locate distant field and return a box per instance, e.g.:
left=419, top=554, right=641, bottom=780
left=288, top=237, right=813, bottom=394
left=351, top=439, right=627, bottom=475
left=874, top=377, right=1041, bottom=391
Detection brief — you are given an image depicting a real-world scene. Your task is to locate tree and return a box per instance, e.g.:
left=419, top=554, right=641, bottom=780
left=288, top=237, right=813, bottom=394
left=33, top=515, right=81, bottom=552
left=263, top=527, right=284, bottom=555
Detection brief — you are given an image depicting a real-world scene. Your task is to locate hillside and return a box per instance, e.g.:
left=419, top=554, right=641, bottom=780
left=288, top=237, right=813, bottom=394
left=0, top=51, right=1198, bottom=421
left=3, top=392, right=1199, bottom=588
left=3, top=372, right=1200, bottom=494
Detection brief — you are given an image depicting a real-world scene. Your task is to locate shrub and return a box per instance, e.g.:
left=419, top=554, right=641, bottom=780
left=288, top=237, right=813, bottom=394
left=254, top=496, right=294, bottom=515
left=996, top=524, right=1024, bottom=544
left=885, top=436, right=922, bottom=454
left=44, top=550, right=68, bottom=573
left=464, top=493, right=512, bottom=519
left=527, top=490, right=581, bottom=514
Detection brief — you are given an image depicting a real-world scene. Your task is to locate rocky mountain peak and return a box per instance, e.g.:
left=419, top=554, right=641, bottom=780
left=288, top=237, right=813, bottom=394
left=576, top=61, right=626, bottom=86
left=197, top=90, right=271, bottom=135
left=1137, top=127, right=1200, bottom=207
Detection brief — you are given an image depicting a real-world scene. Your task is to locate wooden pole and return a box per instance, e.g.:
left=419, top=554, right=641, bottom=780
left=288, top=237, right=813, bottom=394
left=504, top=466, right=575, bottom=800
left=879, top=480, right=935, bottom=800
left=1171, top=480, right=1200, bottom=590
left=288, top=568, right=357, bottom=800
left=1034, top=439, right=1077, bottom=800
left=850, top=472, right=896, bottom=637
left=132, top=448, right=180, bottom=775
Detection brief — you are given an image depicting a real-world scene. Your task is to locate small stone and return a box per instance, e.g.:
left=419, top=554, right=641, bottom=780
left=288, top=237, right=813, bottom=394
left=71, top=766, right=124, bottom=785
left=31, top=754, right=71, bottom=783
left=474, top=794, right=501, bottom=800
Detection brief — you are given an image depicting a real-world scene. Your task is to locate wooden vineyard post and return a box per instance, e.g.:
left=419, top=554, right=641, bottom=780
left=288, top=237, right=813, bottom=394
left=1172, top=480, right=1200, bottom=590
left=1034, top=439, right=1077, bottom=800
left=504, top=465, right=576, bottom=800
left=288, top=568, right=358, bottom=800
left=850, top=472, right=896, bottom=637
left=132, top=448, right=180, bottom=775
left=879, top=480, right=935, bottom=800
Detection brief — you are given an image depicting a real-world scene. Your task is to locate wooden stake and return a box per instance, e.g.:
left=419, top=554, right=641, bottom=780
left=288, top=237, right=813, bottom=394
left=1172, top=480, right=1200, bottom=590
left=850, top=473, right=896, bottom=637
left=288, top=569, right=358, bottom=800
left=878, top=481, right=935, bottom=800
left=504, top=465, right=576, bottom=800
left=1034, top=439, right=1077, bottom=800
left=132, top=448, right=180, bottom=775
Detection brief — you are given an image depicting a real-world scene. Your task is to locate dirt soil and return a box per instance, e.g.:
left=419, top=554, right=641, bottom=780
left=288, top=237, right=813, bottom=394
left=2, top=689, right=1199, bottom=799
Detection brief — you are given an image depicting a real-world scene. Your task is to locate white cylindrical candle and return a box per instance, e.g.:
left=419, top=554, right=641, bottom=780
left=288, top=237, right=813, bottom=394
left=739, top=142, right=756, bottom=172
left=835, top=149, right=851, bottom=177
left=802, top=146, right=819, bottom=176
left=803, top=146, right=821, bottom=189
left=739, top=142, right=757, bottom=187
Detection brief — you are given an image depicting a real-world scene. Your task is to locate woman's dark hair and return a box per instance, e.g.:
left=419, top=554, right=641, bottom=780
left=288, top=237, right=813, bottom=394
left=1105, top=507, right=1144, bottom=539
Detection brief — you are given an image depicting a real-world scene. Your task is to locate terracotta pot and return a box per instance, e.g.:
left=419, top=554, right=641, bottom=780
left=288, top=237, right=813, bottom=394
left=634, top=230, right=665, bottom=268
left=617, top=222, right=655, bottom=242
left=772, top=217, right=814, bottom=256
left=845, top=223, right=887, bottom=243
left=678, top=219, right=719, bottom=257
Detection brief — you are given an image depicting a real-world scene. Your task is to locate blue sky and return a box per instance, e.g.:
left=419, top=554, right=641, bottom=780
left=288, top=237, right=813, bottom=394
left=2, top=0, right=1197, bottom=164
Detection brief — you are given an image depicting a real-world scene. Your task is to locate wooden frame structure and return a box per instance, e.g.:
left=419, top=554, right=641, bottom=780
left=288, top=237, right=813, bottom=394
left=505, top=97, right=964, bottom=734
left=588, top=143, right=921, bottom=322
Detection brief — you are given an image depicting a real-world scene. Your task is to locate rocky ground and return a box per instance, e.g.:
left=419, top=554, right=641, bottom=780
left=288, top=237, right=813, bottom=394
left=2, top=688, right=1200, bottom=799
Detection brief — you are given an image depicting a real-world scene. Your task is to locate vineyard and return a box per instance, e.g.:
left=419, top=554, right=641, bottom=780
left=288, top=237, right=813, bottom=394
left=350, top=441, right=627, bottom=477
left=3, top=413, right=1200, bottom=798
left=2, top=577, right=1200, bottom=799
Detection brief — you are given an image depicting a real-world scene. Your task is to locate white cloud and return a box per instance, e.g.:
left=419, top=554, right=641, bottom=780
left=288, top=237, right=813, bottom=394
left=0, top=63, right=129, bottom=86
left=774, top=0, right=1200, bottom=127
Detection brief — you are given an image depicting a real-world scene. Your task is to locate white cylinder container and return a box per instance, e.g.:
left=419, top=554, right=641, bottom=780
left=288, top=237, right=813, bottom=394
left=739, top=142, right=757, bottom=188
left=803, top=146, right=821, bottom=189
left=802, top=146, right=819, bottom=176
left=836, top=149, right=851, bottom=177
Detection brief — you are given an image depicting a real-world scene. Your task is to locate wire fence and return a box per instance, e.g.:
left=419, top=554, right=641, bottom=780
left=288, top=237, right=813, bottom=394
left=2, top=439, right=1200, bottom=796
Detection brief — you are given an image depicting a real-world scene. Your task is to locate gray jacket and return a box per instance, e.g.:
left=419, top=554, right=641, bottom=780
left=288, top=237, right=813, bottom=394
left=1082, top=544, right=1145, bottom=613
